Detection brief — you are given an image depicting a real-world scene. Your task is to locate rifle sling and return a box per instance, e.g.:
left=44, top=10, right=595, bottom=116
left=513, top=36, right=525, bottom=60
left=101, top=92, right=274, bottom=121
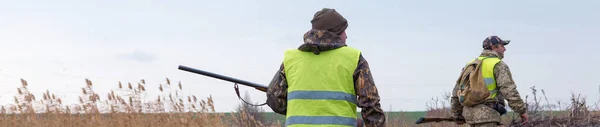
left=234, top=83, right=267, bottom=106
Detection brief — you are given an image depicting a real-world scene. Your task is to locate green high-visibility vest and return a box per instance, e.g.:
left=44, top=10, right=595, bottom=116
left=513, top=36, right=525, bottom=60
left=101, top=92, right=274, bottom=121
left=468, top=56, right=502, bottom=99
left=283, top=46, right=361, bottom=127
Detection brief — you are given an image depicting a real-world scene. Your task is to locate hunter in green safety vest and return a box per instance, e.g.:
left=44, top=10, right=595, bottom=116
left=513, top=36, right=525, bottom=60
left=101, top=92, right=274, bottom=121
left=265, top=8, right=386, bottom=127
left=283, top=46, right=360, bottom=127
left=450, top=35, right=529, bottom=126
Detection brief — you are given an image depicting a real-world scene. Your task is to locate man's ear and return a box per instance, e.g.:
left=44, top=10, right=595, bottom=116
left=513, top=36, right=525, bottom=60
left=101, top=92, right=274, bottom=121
left=490, top=44, right=498, bottom=50
left=339, top=31, right=347, bottom=40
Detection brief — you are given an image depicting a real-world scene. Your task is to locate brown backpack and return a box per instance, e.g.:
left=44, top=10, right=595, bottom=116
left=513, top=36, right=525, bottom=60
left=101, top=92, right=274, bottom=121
left=456, top=58, right=491, bottom=107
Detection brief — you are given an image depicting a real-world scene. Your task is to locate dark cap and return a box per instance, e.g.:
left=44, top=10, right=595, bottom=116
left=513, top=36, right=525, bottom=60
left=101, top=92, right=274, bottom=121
left=310, top=8, right=348, bottom=35
left=483, top=36, right=510, bottom=49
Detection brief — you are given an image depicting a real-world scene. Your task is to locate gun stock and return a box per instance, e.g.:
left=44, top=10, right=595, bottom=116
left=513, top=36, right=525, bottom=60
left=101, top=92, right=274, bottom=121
left=415, top=116, right=465, bottom=124
left=178, top=65, right=268, bottom=92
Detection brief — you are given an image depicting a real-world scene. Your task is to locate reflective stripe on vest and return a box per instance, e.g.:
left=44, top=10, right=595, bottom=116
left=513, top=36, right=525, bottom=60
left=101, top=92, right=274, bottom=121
left=283, top=46, right=360, bottom=127
left=468, top=56, right=502, bottom=99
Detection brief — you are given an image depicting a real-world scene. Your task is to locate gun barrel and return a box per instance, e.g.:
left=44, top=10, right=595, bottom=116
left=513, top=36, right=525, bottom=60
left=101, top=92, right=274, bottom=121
left=178, top=65, right=268, bottom=91
left=415, top=116, right=465, bottom=124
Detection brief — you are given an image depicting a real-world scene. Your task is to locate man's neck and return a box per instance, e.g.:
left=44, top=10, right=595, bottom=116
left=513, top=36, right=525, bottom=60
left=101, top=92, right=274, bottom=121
left=480, top=50, right=504, bottom=59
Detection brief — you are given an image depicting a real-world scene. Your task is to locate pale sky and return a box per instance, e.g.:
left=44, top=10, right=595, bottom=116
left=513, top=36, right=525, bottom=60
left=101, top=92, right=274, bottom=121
left=1, top=0, right=599, bottom=113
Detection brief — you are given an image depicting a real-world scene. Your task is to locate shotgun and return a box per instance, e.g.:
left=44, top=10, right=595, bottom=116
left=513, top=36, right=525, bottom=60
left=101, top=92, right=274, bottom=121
left=415, top=116, right=465, bottom=124
left=177, top=65, right=268, bottom=92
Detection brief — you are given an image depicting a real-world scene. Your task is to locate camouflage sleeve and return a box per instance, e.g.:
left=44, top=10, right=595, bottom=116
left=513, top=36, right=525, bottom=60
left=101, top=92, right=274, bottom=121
left=450, top=67, right=465, bottom=117
left=354, top=54, right=386, bottom=127
left=494, top=62, right=528, bottom=114
left=266, top=63, right=288, bottom=115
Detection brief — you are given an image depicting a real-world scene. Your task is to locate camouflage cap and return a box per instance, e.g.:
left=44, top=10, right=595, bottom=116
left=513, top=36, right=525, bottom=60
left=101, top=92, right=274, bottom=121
left=483, top=36, right=510, bottom=49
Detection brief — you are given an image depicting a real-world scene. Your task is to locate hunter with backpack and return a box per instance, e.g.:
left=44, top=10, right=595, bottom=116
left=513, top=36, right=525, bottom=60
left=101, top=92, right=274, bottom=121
left=450, top=36, right=529, bottom=127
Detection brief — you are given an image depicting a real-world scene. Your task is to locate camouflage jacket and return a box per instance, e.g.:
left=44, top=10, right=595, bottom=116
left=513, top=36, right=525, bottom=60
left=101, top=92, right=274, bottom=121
left=450, top=50, right=528, bottom=124
left=266, top=29, right=386, bottom=127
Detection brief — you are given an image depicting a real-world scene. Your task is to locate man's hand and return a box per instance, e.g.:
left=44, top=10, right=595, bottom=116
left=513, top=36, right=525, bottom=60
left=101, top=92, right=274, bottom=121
left=520, top=113, right=529, bottom=124
left=454, top=115, right=465, bottom=125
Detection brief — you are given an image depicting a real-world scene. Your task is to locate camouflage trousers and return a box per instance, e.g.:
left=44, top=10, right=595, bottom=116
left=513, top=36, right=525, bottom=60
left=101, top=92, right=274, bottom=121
left=468, top=122, right=499, bottom=127
left=463, top=104, right=501, bottom=124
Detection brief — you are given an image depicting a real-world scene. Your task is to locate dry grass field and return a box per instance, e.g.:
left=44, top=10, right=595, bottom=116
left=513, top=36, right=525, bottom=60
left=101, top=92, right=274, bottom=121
left=2, top=78, right=600, bottom=127
left=0, top=78, right=280, bottom=127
